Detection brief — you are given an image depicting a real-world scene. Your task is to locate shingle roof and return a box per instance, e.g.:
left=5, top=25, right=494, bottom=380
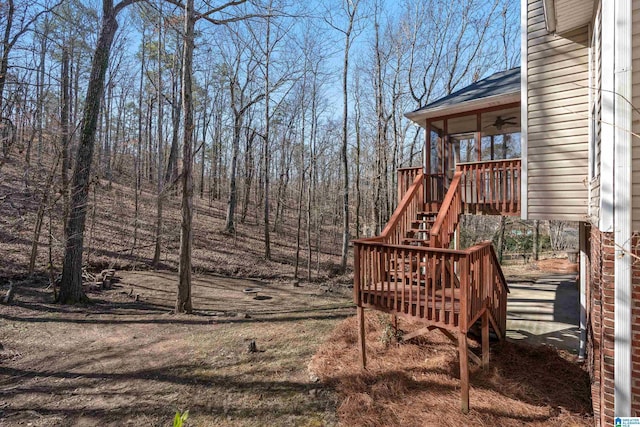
left=410, top=67, right=520, bottom=114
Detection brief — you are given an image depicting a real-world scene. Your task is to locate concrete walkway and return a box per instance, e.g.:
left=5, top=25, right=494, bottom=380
left=505, top=274, right=581, bottom=355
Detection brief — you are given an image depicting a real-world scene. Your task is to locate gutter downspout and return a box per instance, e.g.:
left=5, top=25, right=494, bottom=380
left=613, top=0, right=633, bottom=417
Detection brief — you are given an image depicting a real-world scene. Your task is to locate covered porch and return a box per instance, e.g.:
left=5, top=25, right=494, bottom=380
left=404, top=67, right=522, bottom=216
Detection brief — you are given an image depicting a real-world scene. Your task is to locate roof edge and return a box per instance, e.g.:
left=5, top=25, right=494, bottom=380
left=404, top=91, right=520, bottom=127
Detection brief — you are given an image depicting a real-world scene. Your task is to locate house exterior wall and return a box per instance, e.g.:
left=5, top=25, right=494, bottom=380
left=526, top=0, right=640, bottom=422
left=589, top=2, right=601, bottom=224
left=524, top=0, right=590, bottom=221
left=633, top=0, right=640, bottom=230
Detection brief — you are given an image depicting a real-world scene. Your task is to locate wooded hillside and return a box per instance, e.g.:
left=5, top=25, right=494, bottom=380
left=0, top=0, right=519, bottom=307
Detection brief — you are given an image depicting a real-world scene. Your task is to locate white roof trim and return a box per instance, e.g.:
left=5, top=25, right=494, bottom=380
left=613, top=0, right=633, bottom=417
left=404, top=92, right=520, bottom=126
left=520, top=0, right=529, bottom=219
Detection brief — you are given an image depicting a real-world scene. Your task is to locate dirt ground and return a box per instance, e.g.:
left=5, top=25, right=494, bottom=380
left=0, top=272, right=353, bottom=426
left=1, top=264, right=593, bottom=427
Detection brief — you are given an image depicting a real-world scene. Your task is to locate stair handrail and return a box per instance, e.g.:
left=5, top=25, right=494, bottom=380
left=430, top=171, right=463, bottom=248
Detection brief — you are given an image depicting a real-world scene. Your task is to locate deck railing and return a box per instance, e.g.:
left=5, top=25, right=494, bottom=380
left=463, top=242, right=509, bottom=336
left=430, top=171, right=463, bottom=248
left=354, top=242, right=464, bottom=328
left=353, top=240, right=509, bottom=336
left=397, top=167, right=423, bottom=202
left=456, top=159, right=521, bottom=216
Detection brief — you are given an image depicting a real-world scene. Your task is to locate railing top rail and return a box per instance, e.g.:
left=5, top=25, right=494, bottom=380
left=462, top=241, right=493, bottom=254
left=353, top=239, right=468, bottom=255
left=397, top=166, right=424, bottom=172
left=352, top=236, right=385, bottom=244
left=456, top=158, right=521, bottom=167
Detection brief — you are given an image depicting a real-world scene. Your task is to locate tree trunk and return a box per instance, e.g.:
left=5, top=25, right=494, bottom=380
left=165, top=37, right=182, bottom=186
left=133, top=29, right=145, bottom=256
left=29, top=154, right=60, bottom=274
left=533, top=219, right=539, bottom=261
left=61, top=47, right=70, bottom=238
left=176, top=0, right=195, bottom=314
left=263, top=13, right=272, bottom=260
left=496, top=216, right=506, bottom=263
left=0, top=0, right=14, bottom=113
left=199, top=86, right=208, bottom=199
left=153, top=14, right=164, bottom=266
left=59, top=1, right=126, bottom=304
left=225, top=117, right=241, bottom=233
left=241, top=128, right=255, bottom=223
left=339, top=0, right=359, bottom=271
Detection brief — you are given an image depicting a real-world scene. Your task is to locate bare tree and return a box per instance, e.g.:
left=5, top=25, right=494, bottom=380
left=59, top=0, right=142, bottom=304
left=326, top=0, right=363, bottom=272
left=176, top=0, right=195, bottom=313
left=177, top=0, right=267, bottom=312
left=152, top=4, right=165, bottom=266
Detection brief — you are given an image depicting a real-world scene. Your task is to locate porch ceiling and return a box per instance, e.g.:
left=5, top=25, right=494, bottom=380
left=436, top=106, right=521, bottom=137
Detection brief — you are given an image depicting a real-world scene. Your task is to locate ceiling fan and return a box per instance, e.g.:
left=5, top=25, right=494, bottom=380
left=486, top=115, right=517, bottom=131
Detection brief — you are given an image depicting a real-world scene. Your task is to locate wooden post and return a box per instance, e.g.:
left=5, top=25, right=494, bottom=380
left=358, top=306, right=367, bottom=369
left=459, top=331, right=469, bottom=413
left=482, top=310, right=489, bottom=368
left=425, top=120, right=431, bottom=204
left=475, top=114, right=482, bottom=202
left=475, top=113, right=482, bottom=162
left=354, top=244, right=361, bottom=305
left=443, top=120, right=449, bottom=189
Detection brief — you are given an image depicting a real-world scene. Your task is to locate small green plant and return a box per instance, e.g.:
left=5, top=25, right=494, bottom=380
left=173, top=410, right=189, bottom=427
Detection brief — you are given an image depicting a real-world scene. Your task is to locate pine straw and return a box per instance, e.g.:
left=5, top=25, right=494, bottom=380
left=309, top=312, right=592, bottom=427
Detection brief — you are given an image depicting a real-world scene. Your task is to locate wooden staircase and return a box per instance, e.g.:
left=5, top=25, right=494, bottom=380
left=353, top=161, right=520, bottom=413
left=402, top=211, right=436, bottom=246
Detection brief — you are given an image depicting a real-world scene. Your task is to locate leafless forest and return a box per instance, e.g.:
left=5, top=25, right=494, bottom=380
left=0, top=0, right=527, bottom=309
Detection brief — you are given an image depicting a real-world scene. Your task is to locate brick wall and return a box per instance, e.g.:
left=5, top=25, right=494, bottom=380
left=631, top=233, right=640, bottom=416
left=588, top=228, right=640, bottom=426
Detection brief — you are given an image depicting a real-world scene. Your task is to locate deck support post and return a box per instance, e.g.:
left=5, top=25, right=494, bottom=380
left=357, top=306, right=367, bottom=369
left=481, top=311, right=489, bottom=368
left=458, top=331, right=469, bottom=414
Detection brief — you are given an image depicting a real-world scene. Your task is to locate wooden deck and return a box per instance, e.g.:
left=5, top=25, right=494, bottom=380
left=353, top=160, right=517, bottom=413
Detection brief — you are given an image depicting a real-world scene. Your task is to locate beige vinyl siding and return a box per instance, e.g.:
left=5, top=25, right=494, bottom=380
left=590, top=2, right=601, bottom=225
left=632, top=0, right=640, bottom=231
left=526, top=0, right=589, bottom=221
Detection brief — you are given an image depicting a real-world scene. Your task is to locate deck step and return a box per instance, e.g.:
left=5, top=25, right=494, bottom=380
left=416, top=211, right=438, bottom=218
left=411, top=219, right=435, bottom=229
left=406, top=229, right=430, bottom=239
left=401, top=238, right=431, bottom=246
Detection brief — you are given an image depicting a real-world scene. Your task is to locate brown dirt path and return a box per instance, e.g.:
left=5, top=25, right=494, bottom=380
left=0, top=271, right=353, bottom=426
